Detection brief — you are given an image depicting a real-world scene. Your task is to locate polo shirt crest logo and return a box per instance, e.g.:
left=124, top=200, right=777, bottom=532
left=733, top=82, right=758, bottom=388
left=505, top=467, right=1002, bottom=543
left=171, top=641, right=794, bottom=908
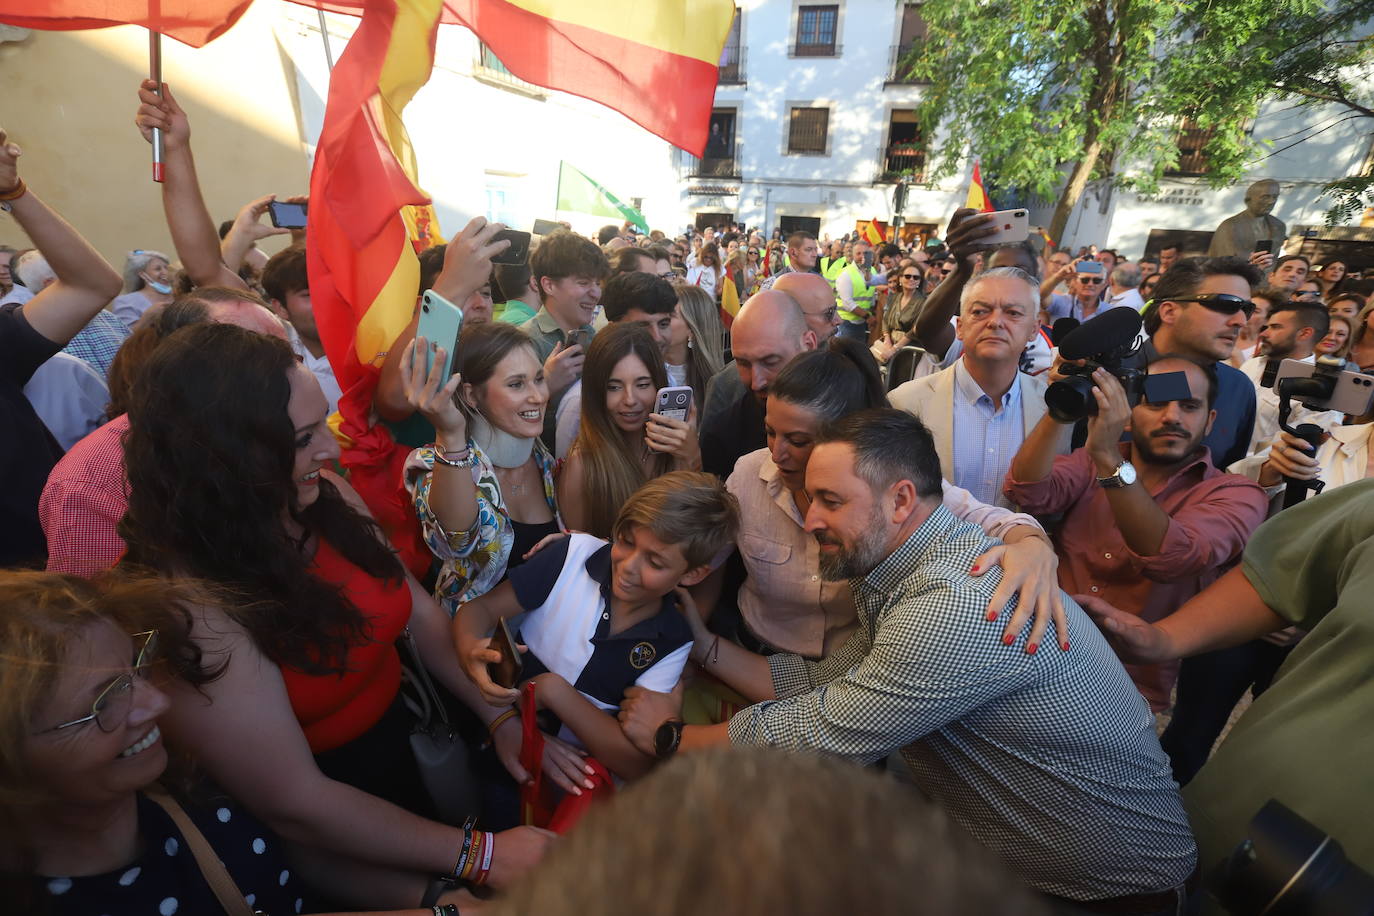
left=629, top=642, right=656, bottom=670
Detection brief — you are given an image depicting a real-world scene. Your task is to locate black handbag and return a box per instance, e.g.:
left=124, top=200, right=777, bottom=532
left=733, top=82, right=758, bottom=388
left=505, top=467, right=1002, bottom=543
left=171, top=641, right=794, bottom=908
left=399, top=628, right=482, bottom=824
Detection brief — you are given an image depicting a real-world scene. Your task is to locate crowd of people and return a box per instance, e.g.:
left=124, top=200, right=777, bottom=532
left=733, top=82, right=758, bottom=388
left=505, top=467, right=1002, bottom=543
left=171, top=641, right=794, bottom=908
left=1, top=80, right=1372, bottom=916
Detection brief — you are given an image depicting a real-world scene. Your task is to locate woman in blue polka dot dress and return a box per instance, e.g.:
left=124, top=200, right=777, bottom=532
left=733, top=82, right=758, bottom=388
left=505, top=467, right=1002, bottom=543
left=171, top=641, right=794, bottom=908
left=0, top=572, right=459, bottom=915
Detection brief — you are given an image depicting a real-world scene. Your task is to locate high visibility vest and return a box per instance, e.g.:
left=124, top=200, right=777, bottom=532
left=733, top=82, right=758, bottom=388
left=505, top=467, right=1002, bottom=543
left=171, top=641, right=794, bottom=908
left=836, top=263, right=875, bottom=323
left=821, top=256, right=848, bottom=294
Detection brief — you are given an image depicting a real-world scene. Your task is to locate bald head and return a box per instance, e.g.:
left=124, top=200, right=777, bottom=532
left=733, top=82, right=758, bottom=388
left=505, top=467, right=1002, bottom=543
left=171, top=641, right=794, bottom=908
left=208, top=299, right=289, bottom=340
left=730, top=290, right=818, bottom=400
left=773, top=272, right=839, bottom=342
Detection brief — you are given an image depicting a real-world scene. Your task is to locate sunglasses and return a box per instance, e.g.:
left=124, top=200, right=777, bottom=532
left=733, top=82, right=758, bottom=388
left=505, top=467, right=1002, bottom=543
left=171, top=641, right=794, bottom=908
left=37, top=630, right=160, bottom=734
left=901, top=273, right=920, bottom=280
left=1077, top=276, right=1104, bottom=285
left=1169, top=294, right=1256, bottom=318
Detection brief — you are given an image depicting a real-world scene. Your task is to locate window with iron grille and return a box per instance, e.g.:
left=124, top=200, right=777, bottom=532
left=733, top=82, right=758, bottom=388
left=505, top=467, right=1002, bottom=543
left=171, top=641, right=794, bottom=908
left=796, top=5, right=838, bottom=56
left=788, top=107, right=829, bottom=154
left=1166, top=117, right=1216, bottom=177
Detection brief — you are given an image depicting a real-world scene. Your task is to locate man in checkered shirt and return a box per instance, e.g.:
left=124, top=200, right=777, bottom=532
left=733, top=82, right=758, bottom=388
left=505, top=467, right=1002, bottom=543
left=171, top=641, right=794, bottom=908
left=621, top=409, right=1196, bottom=911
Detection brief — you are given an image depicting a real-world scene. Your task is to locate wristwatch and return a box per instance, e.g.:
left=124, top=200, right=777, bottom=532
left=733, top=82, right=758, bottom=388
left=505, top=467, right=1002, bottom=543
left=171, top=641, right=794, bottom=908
left=1096, top=459, right=1138, bottom=489
left=653, top=719, right=685, bottom=759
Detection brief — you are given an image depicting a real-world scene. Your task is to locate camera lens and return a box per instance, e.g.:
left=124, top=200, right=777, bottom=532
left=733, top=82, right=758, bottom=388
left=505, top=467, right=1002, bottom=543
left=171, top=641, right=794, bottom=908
left=1045, top=375, right=1097, bottom=423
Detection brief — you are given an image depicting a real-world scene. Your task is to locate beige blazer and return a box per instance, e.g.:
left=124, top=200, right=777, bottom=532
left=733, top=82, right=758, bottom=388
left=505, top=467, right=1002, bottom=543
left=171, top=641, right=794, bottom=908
left=888, top=361, right=1065, bottom=507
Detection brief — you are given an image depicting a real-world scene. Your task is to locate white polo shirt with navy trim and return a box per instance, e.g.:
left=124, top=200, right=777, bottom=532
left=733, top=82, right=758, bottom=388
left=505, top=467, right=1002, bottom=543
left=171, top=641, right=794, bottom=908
left=507, top=532, right=694, bottom=747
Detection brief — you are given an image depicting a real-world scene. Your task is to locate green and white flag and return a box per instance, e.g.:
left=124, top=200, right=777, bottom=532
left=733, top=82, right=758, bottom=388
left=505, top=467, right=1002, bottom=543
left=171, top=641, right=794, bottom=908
left=556, top=161, right=649, bottom=234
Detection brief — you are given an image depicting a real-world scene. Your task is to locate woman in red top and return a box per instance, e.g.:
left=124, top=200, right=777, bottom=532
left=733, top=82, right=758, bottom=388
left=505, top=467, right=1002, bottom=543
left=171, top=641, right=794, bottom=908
left=119, top=323, right=572, bottom=896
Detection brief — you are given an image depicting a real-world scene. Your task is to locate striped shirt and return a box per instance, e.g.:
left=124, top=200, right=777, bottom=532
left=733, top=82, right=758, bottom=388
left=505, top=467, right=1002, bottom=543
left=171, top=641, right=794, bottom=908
left=727, top=505, right=1196, bottom=901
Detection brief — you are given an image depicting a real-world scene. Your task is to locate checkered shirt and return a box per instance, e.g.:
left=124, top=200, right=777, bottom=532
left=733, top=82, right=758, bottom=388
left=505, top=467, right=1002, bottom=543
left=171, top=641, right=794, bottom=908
left=63, top=309, right=130, bottom=379
left=727, top=505, right=1196, bottom=901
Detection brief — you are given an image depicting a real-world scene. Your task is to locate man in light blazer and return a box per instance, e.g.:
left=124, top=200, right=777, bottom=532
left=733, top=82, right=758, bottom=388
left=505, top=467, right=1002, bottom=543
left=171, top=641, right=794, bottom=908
left=890, top=266, right=1071, bottom=509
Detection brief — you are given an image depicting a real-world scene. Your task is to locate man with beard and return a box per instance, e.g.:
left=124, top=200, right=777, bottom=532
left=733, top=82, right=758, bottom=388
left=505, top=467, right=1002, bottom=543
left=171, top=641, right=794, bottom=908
left=1004, top=358, right=1267, bottom=713
left=1238, top=300, right=1344, bottom=457
left=619, top=409, right=1198, bottom=911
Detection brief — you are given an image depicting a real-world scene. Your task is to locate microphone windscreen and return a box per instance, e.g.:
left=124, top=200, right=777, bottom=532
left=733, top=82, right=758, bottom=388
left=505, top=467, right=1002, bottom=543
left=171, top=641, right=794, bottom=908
left=1058, top=307, right=1143, bottom=361
left=1050, top=317, right=1081, bottom=348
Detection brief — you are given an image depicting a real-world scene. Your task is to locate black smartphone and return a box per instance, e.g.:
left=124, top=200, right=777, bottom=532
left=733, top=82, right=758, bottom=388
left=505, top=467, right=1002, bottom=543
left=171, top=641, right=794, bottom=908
left=492, top=229, right=532, bottom=265
left=1253, top=239, right=1274, bottom=254
left=564, top=327, right=593, bottom=350
left=268, top=200, right=308, bottom=229
left=532, top=218, right=562, bottom=236
left=488, top=618, right=523, bottom=690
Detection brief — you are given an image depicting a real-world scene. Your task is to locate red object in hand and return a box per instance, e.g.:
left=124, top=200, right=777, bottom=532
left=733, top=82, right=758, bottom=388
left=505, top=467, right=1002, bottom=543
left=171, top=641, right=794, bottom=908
left=519, top=680, right=614, bottom=833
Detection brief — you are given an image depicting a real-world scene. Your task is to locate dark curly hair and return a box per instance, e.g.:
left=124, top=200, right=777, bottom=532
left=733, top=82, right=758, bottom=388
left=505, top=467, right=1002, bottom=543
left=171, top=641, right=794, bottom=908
left=119, top=323, right=403, bottom=674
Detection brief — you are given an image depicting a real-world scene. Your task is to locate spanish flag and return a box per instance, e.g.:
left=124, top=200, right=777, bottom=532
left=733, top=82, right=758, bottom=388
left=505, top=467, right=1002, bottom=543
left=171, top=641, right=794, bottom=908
left=966, top=159, right=995, bottom=213
left=861, top=219, right=887, bottom=246
left=0, top=1, right=736, bottom=155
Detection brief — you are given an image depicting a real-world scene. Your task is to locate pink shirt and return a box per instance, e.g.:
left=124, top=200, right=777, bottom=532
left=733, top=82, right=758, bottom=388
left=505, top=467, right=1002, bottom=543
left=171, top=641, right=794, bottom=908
left=1004, top=445, right=1268, bottom=711
left=40, top=414, right=129, bottom=576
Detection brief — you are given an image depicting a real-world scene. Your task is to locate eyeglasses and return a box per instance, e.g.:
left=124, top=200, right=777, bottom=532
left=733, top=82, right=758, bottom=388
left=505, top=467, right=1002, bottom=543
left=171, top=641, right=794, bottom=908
left=1168, top=294, right=1256, bottom=318
left=1077, top=276, right=1104, bottom=285
left=38, top=630, right=160, bottom=734
left=805, top=305, right=839, bottom=322
left=1294, top=289, right=1322, bottom=300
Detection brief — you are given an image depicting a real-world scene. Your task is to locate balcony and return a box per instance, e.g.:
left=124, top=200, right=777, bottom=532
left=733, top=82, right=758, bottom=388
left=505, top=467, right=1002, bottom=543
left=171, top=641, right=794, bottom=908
left=684, top=155, right=741, bottom=179
left=885, top=44, right=927, bottom=85
left=789, top=42, right=841, bottom=58
left=474, top=44, right=546, bottom=99
left=880, top=143, right=926, bottom=182
left=718, top=46, right=745, bottom=84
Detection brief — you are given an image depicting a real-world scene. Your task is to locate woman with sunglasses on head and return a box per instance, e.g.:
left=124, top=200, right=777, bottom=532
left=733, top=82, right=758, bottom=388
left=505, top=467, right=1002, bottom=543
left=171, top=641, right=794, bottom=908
left=690, top=337, right=1066, bottom=662
left=119, top=323, right=559, bottom=902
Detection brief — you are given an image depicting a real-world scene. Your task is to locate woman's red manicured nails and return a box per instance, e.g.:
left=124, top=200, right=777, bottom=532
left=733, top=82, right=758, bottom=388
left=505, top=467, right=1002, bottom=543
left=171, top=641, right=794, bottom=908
left=1027, top=643, right=1039, bottom=655
left=1002, top=633, right=1014, bottom=646
left=1061, top=641, right=1071, bottom=652
left=986, top=610, right=998, bottom=621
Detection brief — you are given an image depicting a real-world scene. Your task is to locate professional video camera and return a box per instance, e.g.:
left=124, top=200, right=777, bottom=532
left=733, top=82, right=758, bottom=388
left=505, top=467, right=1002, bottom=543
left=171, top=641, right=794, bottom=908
left=1043, top=308, right=1191, bottom=423
left=1211, top=800, right=1374, bottom=915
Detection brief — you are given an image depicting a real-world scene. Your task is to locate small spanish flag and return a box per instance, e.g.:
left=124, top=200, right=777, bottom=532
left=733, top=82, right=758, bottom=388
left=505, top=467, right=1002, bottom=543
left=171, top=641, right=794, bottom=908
left=966, top=159, right=995, bottom=213
left=861, top=219, right=886, bottom=246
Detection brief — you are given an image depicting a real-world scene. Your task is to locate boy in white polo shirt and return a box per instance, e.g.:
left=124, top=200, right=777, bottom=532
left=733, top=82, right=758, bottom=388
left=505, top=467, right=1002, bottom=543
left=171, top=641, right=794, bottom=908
left=455, top=471, right=739, bottom=780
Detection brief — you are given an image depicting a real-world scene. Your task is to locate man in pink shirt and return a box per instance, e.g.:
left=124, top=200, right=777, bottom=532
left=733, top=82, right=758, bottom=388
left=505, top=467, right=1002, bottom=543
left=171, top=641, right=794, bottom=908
left=1003, top=356, right=1268, bottom=712
left=41, top=291, right=286, bottom=576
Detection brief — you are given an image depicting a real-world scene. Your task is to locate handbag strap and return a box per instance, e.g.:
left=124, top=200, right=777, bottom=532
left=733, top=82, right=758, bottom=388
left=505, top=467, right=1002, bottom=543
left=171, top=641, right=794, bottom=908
left=144, top=786, right=256, bottom=916
left=403, top=626, right=451, bottom=728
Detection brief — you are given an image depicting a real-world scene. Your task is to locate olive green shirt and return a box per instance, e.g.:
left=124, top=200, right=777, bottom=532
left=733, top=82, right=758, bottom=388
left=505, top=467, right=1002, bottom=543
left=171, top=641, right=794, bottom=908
left=1184, top=477, right=1374, bottom=908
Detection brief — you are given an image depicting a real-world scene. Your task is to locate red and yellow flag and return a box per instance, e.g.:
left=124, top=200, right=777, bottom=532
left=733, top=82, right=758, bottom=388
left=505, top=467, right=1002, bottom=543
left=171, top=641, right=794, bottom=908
left=0, top=1, right=735, bottom=155
left=966, top=159, right=995, bottom=213
left=861, top=219, right=886, bottom=246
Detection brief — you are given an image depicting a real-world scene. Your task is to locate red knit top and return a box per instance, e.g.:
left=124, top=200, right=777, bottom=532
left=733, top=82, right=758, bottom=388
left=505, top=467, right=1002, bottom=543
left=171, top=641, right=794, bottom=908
left=281, top=537, right=412, bottom=753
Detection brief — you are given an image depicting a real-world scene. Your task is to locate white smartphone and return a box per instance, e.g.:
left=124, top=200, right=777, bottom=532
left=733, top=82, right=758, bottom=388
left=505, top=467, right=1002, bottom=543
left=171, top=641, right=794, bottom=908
left=654, top=386, right=694, bottom=422
left=980, top=209, right=1030, bottom=246
left=1273, top=358, right=1374, bottom=416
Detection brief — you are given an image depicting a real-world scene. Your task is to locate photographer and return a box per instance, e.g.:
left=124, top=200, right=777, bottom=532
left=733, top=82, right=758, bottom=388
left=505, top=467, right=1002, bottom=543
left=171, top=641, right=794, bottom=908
left=1078, top=480, right=1374, bottom=912
left=1004, top=357, right=1268, bottom=711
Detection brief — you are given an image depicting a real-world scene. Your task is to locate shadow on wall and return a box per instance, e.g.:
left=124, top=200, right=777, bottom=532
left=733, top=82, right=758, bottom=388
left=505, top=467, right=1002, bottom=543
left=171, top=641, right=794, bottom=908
left=0, top=9, right=310, bottom=273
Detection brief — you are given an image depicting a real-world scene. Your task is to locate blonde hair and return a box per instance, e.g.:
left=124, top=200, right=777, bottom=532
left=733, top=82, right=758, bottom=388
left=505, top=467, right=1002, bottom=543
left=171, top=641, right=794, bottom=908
left=488, top=746, right=1046, bottom=916
left=1324, top=314, right=1354, bottom=359
left=1353, top=299, right=1374, bottom=348
left=613, top=470, right=739, bottom=568
left=671, top=283, right=725, bottom=399
left=571, top=323, right=671, bottom=539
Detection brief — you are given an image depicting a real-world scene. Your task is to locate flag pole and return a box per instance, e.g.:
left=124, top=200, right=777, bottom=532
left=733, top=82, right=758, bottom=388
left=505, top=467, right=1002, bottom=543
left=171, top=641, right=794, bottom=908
left=318, top=9, right=335, bottom=71
left=149, top=28, right=163, bottom=182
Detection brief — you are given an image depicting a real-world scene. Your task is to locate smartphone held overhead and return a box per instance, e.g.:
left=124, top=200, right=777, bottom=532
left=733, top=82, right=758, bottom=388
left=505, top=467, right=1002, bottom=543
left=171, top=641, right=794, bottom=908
left=492, top=228, right=532, bottom=265
left=980, top=209, right=1030, bottom=246
left=416, top=290, right=464, bottom=380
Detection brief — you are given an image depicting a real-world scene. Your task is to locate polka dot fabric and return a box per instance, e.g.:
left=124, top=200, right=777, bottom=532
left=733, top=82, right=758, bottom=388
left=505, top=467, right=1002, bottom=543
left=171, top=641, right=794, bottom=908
left=40, top=793, right=319, bottom=915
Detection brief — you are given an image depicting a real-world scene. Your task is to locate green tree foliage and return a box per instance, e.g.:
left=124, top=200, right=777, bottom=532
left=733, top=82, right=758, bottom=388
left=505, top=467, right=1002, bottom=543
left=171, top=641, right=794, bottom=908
left=904, top=0, right=1374, bottom=240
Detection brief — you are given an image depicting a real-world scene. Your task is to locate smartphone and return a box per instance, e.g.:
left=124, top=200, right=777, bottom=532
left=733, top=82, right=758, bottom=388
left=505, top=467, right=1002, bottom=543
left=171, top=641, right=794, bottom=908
left=1253, top=239, right=1274, bottom=254
left=415, top=290, right=464, bottom=380
left=654, top=386, right=694, bottom=422
left=268, top=200, right=308, bottom=229
left=1075, top=260, right=1105, bottom=277
left=564, top=327, right=593, bottom=351
left=488, top=618, right=523, bottom=690
left=532, top=218, right=562, bottom=236
left=1273, top=357, right=1374, bottom=416
left=980, top=209, right=1030, bottom=246
left=491, top=229, right=532, bottom=265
